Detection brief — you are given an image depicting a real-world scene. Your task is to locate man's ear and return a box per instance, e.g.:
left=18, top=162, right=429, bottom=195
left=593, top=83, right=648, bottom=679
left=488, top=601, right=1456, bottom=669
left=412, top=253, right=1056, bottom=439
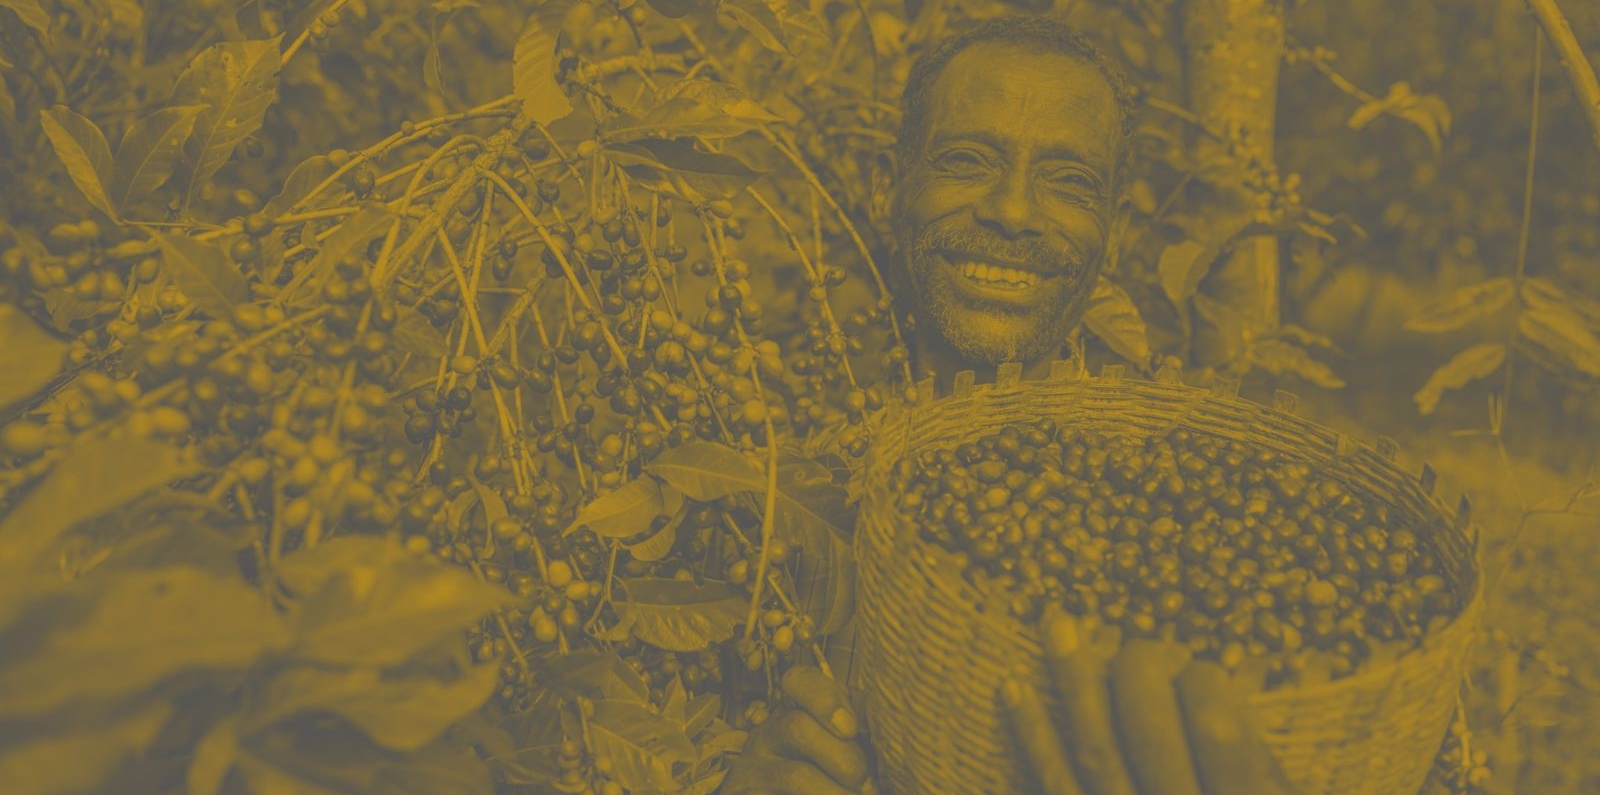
left=868, top=150, right=897, bottom=231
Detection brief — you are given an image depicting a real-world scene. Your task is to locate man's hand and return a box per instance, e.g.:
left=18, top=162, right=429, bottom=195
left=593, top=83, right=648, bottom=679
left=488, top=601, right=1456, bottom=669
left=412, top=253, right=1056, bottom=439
left=1002, top=606, right=1300, bottom=795
left=721, top=665, right=876, bottom=795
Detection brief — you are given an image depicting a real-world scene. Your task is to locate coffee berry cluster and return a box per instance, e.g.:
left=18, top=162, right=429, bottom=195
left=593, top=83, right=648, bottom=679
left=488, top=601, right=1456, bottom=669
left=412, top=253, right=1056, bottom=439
left=890, top=419, right=1462, bottom=683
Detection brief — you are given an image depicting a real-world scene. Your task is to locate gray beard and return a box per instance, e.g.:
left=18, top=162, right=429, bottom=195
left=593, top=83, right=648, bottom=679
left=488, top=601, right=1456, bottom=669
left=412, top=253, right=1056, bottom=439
left=900, top=222, right=1092, bottom=366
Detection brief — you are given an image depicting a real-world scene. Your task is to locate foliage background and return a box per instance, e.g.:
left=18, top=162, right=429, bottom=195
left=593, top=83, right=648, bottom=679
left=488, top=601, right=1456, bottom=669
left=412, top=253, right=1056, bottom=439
left=1, top=0, right=1598, bottom=793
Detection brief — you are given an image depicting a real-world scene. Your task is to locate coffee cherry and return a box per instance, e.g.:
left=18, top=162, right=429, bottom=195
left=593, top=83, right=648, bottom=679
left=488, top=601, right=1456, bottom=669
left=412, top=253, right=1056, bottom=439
left=889, top=420, right=1459, bottom=687
left=1, top=422, right=50, bottom=456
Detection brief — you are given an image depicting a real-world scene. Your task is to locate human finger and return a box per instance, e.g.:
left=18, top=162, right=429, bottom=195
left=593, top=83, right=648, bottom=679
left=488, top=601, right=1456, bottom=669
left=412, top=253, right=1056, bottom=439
left=1175, top=661, right=1297, bottom=795
left=1041, top=609, right=1139, bottom=795
left=781, top=665, right=859, bottom=740
left=768, top=709, right=871, bottom=790
left=1108, top=640, right=1204, bottom=795
left=1002, top=676, right=1085, bottom=795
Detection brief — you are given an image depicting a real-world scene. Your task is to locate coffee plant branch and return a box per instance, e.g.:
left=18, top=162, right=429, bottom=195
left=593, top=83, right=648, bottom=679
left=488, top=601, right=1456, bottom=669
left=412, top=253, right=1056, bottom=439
left=1501, top=30, right=1544, bottom=432
left=1523, top=0, right=1600, bottom=152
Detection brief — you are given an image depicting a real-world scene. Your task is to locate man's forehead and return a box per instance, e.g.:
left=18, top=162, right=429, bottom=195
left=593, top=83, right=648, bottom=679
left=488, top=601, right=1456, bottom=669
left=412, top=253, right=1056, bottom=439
left=923, top=42, right=1120, bottom=159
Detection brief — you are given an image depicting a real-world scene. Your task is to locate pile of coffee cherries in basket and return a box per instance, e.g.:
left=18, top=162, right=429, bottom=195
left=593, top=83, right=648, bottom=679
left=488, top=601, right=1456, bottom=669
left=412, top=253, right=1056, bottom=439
left=889, top=418, right=1463, bottom=683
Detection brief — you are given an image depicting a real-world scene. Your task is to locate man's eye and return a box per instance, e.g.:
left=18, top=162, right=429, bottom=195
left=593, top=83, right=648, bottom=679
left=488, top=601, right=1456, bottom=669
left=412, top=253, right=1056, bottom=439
left=934, top=150, right=990, bottom=173
left=1042, top=172, right=1102, bottom=199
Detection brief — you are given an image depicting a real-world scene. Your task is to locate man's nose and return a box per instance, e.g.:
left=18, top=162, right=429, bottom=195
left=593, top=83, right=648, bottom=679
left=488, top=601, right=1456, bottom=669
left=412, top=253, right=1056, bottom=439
left=973, top=168, right=1043, bottom=239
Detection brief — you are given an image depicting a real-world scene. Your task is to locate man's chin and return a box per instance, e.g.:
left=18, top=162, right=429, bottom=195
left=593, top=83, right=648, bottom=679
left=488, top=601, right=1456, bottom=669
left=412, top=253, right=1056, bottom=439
left=929, top=309, right=1055, bottom=366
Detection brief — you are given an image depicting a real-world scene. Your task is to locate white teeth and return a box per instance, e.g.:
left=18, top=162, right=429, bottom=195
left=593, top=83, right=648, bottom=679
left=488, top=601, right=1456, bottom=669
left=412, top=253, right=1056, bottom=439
left=958, top=261, right=1038, bottom=288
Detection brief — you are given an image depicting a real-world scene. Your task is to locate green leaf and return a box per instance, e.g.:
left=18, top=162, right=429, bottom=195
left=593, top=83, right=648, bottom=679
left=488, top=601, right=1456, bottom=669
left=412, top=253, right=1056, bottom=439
left=587, top=698, right=696, bottom=791
left=474, top=480, right=508, bottom=531
left=0, top=435, right=202, bottom=568
left=0, top=70, right=15, bottom=122
left=605, top=138, right=762, bottom=204
left=248, top=661, right=500, bottom=752
left=259, top=154, right=336, bottom=281
left=265, top=155, right=337, bottom=217
left=1083, top=277, right=1151, bottom=365
left=772, top=457, right=854, bottom=549
left=686, top=769, right=730, bottom=795
left=282, top=0, right=343, bottom=43
left=154, top=231, right=249, bottom=318
left=719, top=0, right=791, bottom=54
left=1402, top=277, right=1515, bottom=334
left=234, top=746, right=346, bottom=795
left=645, top=442, right=763, bottom=501
left=512, top=0, right=582, bottom=127
left=114, top=105, right=206, bottom=212
left=1157, top=240, right=1211, bottom=307
left=189, top=714, right=241, bottom=795
left=41, top=286, right=105, bottom=331
left=693, top=726, right=747, bottom=766
left=542, top=649, right=650, bottom=703
left=240, top=718, right=493, bottom=795
left=1274, top=323, right=1341, bottom=352
left=274, top=535, right=410, bottom=597
left=649, top=444, right=851, bottom=554
left=1191, top=292, right=1251, bottom=366
left=0, top=0, right=51, bottom=41
left=289, top=545, right=515, bottom=666
left=795, top=531, right=855, bottom=635
left=1392, top=94, right=1451, bottom=156
left=0, top=303, right=68, bottom=415
left=1247, top=339, right=1345, bottom=389
left=766, top=0, right=831, bottom=54
left=0, top=568, right=289, bottom=718
left=645, top=0, right=706, bottom=18
left=39, top=105, right=120, bottom=222
left=684, top=693, right=720, bottom=737
left=174, top=38, right=283, bottom=212
left=283, top=203, right=394, bottom=303
left=1524, top=276, right=1600, bottom=330
left=424, top=21, right=447, bottom=98
left=0, top=702, right=171, bottom=795
left=392, top=306, right=449, bottom=358
left=610, top=79, right=785, bottom=142
left=1519, top=302, right=1600, bottom=377
left=670, top=78, right=789, bottom=122
left=616, top=578, right=747, bottom=652
left=1413, top=342, right=1505, bottom=416
left=567, top=475, right=665, bottom=537
left=609, top=97, right=763, bottom=144
left=661, top=675, right=688, bottom=726
left=375, top=744, right=495, bottom=795
left=1347, top=81, right=1450, bottom=154
left=625, top=511, right=682, bottom=562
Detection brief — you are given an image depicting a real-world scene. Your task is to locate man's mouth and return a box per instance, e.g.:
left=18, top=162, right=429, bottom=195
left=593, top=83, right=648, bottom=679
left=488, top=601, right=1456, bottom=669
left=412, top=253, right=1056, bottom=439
left=954, top=260, right=1041, bottom=291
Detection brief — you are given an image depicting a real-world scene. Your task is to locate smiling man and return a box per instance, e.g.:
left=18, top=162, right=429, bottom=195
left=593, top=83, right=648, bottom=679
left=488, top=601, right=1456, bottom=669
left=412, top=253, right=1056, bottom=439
left=890, top=17, right=1134, bottom=390
left=721, top=15, right=1434, bottom=795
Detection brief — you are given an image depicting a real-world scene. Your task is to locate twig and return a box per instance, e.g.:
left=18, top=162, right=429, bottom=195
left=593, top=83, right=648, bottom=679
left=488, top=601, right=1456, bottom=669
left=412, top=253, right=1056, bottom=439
left=1523, top=0, right=1600, bottom=152
left=1500, top=29, right=1543, bottom=425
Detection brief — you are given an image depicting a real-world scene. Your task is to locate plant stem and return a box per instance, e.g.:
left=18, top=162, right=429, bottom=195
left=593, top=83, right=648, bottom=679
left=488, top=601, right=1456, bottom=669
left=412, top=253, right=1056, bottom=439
left=1523, top=0, right=1600, bottom=152
left=1501, top=29, right=1543, bottom=421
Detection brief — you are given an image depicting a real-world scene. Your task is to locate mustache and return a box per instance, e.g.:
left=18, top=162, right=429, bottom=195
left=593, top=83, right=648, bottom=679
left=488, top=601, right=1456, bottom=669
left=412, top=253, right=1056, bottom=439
left=911, top=223, right=1084, bottom=272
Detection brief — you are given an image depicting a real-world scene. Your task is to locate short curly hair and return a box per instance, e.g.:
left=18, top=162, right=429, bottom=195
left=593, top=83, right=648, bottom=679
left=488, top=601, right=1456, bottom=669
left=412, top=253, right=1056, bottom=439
left=894, top=16, right=1139, bottom=181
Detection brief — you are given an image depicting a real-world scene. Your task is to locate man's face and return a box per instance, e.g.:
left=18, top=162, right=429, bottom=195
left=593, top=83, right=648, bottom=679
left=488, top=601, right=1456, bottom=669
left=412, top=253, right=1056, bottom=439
left=894, top=42, right=1125, bottom=367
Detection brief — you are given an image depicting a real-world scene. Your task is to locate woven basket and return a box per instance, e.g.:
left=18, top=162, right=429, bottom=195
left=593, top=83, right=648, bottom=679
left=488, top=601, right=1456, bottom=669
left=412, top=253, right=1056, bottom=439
left=851, top=362, right=1483, bottom=795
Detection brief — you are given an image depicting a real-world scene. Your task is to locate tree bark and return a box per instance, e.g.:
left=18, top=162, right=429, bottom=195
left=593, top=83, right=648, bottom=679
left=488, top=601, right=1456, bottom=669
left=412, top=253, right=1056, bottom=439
left=1180, top=0, right=1286, bottom=367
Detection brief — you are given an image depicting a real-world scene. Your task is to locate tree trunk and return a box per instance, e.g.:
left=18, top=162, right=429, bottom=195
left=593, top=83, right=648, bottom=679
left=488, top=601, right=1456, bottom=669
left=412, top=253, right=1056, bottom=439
left=1180, top=0, right=1286, bottom=367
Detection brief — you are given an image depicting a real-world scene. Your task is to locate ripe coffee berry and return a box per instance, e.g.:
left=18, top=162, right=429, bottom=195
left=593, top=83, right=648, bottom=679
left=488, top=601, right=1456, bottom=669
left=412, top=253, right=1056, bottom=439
left=889, top=420, right=1461, bottom=685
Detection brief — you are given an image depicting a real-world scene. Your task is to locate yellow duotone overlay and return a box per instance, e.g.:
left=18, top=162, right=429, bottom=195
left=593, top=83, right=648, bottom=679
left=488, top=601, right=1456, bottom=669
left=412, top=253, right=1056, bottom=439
left=0, top=1, right=1595, bottom=795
